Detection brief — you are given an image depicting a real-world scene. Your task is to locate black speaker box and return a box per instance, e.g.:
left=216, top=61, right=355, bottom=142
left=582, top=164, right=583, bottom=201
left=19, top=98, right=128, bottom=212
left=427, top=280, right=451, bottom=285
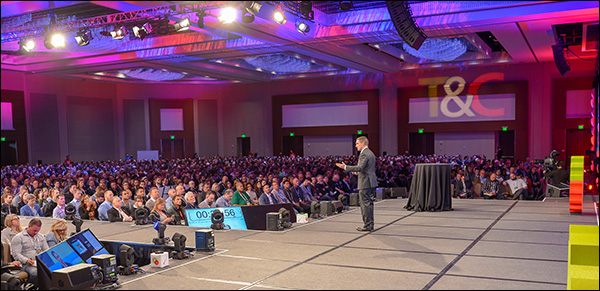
left=386, top=1, right=426, bottom=49
left=349, top=193, right=359, bottom=206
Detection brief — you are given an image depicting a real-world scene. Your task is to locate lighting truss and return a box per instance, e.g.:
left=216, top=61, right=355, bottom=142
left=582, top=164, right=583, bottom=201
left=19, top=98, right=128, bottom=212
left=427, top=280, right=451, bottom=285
left=1, top=1, right=228, bottom=43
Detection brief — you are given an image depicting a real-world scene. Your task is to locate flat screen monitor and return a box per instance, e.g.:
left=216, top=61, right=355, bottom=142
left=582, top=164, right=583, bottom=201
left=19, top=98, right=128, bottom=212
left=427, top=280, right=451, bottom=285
left=37, top=241, right=85, bottom=272
left=186, top=207, right=248, bottom=230
left=37, top=229, right=109, bottom=272
left=66, top=229, right=105, bottom=263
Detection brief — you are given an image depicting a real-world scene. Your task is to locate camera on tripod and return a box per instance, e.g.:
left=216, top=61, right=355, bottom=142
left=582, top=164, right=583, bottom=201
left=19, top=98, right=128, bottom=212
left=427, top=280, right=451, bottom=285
left=543, top=150, right=560, bottom=172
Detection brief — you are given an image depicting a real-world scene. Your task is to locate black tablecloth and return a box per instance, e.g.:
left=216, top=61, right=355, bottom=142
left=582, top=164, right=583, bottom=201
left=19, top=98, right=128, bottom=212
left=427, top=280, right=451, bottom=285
left=404, top=163, right=453, bottom=212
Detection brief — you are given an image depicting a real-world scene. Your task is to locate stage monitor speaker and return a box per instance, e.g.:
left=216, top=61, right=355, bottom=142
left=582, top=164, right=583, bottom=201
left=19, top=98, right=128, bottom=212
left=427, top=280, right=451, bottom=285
left=52, top=263, right=100, bottom=290
left=266, top=212, right=283, bottom=231
left=552, top=43, right=570, bottom=76
left=349, top=193, right=359, bottom=206
left=320, top=201, right=333, bottom=216
left=91, top=254, right=118, bottom=284
left=385, top=1, right=426, bottom=50
left=310, top=201, right=320, bottom=219
left=390, top=187, right=408, bottom=198
left=195, top=229, right=215, bottom=251
left=332, top=200, right=344, bottom=213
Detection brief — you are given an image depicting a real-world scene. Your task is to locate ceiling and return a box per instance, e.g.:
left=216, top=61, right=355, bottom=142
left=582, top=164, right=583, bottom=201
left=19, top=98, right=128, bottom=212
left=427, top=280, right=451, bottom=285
left=1, top=1, right=598, bottom=84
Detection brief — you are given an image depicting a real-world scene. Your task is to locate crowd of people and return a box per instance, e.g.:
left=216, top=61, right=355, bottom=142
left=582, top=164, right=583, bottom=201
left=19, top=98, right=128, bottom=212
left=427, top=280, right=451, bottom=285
left=1, top=153, right=570, bottom=288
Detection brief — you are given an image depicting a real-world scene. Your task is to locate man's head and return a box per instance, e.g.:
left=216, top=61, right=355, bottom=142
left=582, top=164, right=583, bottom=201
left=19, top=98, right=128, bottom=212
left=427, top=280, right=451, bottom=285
left=202, top=183, right=210, bottom=192
left=176, top=185, right=185, bottom=196
left=235, top=181, right=244, bottom=192
left=150, top=187, right=159, bottom=199
left=173, top=195, right=183, bottom=206
left=272, top=181, right=280, bottom=190
left=112, top=197, right=122, bottom=209
left=168, top=188, right=176, bottom=199
left=355, top=136, right=368, bottom=152
left=332, top=174, right=340, bottom=182
left=205, top=191, right=216, bottom=203
left=73, top=189, right=82, bottom=201
left=490, top=173, right=497, bottom=181
left=283, top=180, right=291, bottom=189
left=510, top=173, right=516, bottom=180
left=292, top=178, right=300, bottom=188
left=104, top=190, right=114, bottom=203
left=27, top=218, right=42, bottom=237
left=122, top=189, right=132, bottom=200
left=224, top=189, right=234, bottom=201
left=26, top=194, right=36, bottom=206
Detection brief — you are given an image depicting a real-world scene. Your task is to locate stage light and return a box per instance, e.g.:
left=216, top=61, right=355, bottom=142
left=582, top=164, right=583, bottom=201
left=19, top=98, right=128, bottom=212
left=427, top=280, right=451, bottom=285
left=219, top=7, right=237, bottom=24
left=300, top=1, right=314, bottom=19
left=71, top=217, right=84, bottom=236
left=1, top=273, right=20, bottom=290
left=117, top=244, right=138, bottom=275
left=196, top=11, right=206, bottom=28
left=278, top=207, right=292, bottom=228
left=339, top=1, right=353, bottom=11
left=18, top=39, right=36, bottom=53
left=133, top=22, right=153, bottom=40
left=310, top=200, right=321, bottom=219
left=170, top=232, right=188, bottom=259
left=244, top=1, right=262, bottom=15
left=75, top=30, right=92, bottom=46
left=174, top=17, right=190, bottom=32
left=211, top=209, right=225, bottom=230
left=296, top=20, right=310, bottom=34
left=65, top=204, right=76, bottom=220
left=135, top=207, right=149, bottom=225
left=274, top=11, right=286, bottom=24
left=110, top=26, right=127, bottom=39
left=152, top=222, right=169, bottom=245
left=242, top=12, right=255, bottom=23
left=44, top=32, right=66, bottom=49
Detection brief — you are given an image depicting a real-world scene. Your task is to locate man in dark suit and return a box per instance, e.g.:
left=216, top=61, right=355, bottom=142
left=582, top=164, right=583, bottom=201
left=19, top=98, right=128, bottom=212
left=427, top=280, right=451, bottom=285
left=336, top=136, right=378, bottom=232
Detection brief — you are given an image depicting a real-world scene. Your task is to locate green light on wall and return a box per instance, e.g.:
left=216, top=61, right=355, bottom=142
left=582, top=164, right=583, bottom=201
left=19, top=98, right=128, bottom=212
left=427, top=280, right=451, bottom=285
left=502, top=126, right=508, bottom=131
left=357, top=130, right=363, bottom=135
left=578, top=125, right=584, bottom=129
left=290, top=133, right=295, bottom=137
left=241, top=134, right=246, bottom=138
left=0, top=137, right=5, bottom=142
left=170, top=135, right=175, bottom=140
left=418, top=129, right=424, bottom=134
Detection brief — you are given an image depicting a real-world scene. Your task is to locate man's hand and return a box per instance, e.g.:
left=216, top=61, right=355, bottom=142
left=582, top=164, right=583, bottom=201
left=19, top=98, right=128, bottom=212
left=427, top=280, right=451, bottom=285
left=26, top=259, right=35, bottom=266
left=335, top=163, right=346, bottom=169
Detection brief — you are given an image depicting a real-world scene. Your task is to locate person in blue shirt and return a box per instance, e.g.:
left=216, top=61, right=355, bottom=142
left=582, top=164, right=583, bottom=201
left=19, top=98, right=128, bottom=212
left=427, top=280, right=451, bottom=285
left=19, top=194, right=42, bottom=217
left=215, top=189, right=234, bottom=208
left=97, top=190, right=115, bottom=221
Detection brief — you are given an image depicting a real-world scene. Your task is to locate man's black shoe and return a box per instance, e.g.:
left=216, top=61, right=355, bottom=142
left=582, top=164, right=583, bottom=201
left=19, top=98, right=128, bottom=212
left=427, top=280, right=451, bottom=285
left=356, top=226, right=373, bottom=232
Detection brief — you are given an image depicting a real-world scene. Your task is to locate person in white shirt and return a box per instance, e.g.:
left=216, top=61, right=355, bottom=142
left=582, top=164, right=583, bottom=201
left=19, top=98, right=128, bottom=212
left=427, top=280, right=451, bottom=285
left=52, top=194, right=67, bottom=219
left=503, top=173, right=529, bottom=200
left=11, top=218, right=49, bottom=287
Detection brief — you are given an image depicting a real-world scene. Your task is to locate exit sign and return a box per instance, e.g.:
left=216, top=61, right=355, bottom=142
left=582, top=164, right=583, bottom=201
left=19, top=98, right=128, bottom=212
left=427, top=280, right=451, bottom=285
left=357, top=130, right=362, bottom=135
left=502, top=126, right=508, bottom=131
left=241, top=134, right=246, bottom=138
left=170, top=135, right=175, bottom=140
left=0, top=137, right=5, bottom=142
left=418, top=129, right=424, bottom=134
left=290, top=133, right=294, bottom=137
left=578, top=125, right=584, bottom=129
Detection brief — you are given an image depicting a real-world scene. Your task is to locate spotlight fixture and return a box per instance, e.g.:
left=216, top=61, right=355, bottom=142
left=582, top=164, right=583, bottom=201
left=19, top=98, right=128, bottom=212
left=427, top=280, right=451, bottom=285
left=133, top=22, right=153, bottom=40
left=219, top=7, right=237, bottom=23
left=295, top=20, right=310, bottom=34
left=134, top=207, right=149, bottom=225
left=44, top=32, right=66, bottom=49
left=245, top=1, right=262, bottom=15
left=117, top=244, right=138, bottom=275
left=339, top=1, right=353, bottom=11
left=173, top=17, right=191, bottom=32
left=110, top=26, right=127, bottom=40
left=71, top=217, right=84, bottom=236
left=18, top=39, right=36, bottom=53
left=170, top=233, right=188, bottom=259
left=75, top=29, right=93, bottom=46
left=242, top=12, right=255, bottom=23
left=278, top=207, right=292, bottom=228
left=152, top=222, right=169, bottom=245
left=211, top=209, right=225, bottom=230
left=300, top=1, right=314, bottom=19
left=273, top=10, right=286, bottom=24
left=196, top=10, right=206, bottom=28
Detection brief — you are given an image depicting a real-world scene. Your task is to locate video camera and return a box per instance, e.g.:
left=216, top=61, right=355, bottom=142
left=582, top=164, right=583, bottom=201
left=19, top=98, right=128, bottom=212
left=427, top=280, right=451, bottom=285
left=543, top=150, right=560, bottom=172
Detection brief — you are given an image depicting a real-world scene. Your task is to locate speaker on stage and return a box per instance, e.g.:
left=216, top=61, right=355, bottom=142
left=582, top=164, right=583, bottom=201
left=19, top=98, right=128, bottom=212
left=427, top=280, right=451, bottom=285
left=385, top=1, right=427, bottom=50
left=349, top=193, right=359, bottom=206
left=320, top=201, right=333, bottom=216
left=310, top=201, right=320, bottom=219
left=266, top=212, right=283, bottom=231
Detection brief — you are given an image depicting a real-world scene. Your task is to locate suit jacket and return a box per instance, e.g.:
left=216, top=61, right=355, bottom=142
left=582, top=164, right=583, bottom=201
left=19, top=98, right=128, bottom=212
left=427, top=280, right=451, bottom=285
left=20, top=204, right=42, bottom=217
left=344, top=147, right=378, bottom=190
left=107, top=207, right=131, bottom=222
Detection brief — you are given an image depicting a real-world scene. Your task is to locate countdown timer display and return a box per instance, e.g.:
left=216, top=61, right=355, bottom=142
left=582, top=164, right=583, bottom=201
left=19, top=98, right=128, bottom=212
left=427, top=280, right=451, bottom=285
left=185, top=207, right=248, bottom=230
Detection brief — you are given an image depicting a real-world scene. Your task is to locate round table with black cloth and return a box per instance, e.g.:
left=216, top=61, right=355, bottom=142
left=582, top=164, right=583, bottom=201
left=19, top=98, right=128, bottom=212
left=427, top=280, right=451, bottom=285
left=404, top=163, right=453, bottom=212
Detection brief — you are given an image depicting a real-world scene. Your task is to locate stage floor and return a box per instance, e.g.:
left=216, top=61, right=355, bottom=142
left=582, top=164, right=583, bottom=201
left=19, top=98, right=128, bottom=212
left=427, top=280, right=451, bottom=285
left=21, top=195, right=598, bottom=290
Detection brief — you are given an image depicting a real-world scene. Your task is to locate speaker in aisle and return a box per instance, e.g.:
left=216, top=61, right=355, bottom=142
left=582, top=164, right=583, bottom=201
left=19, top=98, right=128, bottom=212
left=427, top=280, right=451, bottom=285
left=332, top=200, right=344, bottom=214
left=310, top=201, right=321, bottom=219
left=320, top=201, right=333, bottom=216
left=338, top=194, right=348, bottom=206
left=266, top=212, right=283, bottom=231
left=385, top=1, right=427, bottom=50
left=349, top=193, right=359, bottom=206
